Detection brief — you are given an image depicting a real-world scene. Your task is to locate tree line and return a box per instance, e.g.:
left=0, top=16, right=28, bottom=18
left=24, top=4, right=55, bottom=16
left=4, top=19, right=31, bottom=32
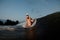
left=0, top=19, right=19, bottom=26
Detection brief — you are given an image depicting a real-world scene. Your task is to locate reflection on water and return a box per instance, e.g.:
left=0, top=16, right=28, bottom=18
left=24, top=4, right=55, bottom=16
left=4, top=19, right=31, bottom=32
left=25, top=28, right=36, bottom=40
left=0, top=26, right=37, bottom=40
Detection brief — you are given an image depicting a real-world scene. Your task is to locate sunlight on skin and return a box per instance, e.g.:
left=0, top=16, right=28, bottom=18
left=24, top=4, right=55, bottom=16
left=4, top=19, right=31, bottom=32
left=22, top=13, right=37, bottom=28
left=25, top=13, right=34, bottom=28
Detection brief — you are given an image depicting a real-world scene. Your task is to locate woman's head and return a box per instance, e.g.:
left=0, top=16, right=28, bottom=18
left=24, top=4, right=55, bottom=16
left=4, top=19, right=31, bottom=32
left=26, top=15, right=29, bottom=19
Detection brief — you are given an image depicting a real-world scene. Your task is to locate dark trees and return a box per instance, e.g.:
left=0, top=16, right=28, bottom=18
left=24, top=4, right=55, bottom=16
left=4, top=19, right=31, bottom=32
left=0, top=19, right=19, bottom=26
left=0, top=21, right=3, bottom=25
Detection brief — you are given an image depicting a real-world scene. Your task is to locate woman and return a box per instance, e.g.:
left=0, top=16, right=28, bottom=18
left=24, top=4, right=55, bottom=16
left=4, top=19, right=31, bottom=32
left=25, top=14, right=34, bottom=28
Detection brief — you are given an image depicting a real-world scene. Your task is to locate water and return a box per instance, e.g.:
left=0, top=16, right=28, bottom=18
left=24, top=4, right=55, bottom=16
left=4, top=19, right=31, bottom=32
left=0, top=24, right=48, bottom=40
left=0, top=26, right=37, bottom=40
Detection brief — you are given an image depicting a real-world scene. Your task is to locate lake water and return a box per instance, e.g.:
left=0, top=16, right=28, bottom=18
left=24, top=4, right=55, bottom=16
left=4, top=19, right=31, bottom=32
left=0, top=26, right=37, bottom=40
left=0, top=24, right=48, bottom=40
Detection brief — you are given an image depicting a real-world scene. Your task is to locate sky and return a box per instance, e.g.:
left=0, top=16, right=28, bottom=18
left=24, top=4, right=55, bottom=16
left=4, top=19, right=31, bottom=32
left=0, top=0, right=60, bottom=21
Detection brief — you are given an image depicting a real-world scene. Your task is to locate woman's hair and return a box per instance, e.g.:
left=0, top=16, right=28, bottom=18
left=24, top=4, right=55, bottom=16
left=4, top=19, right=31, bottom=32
left=26, top=15, right=29, bottom=19
left=26, top=14, right=29, bottom=16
